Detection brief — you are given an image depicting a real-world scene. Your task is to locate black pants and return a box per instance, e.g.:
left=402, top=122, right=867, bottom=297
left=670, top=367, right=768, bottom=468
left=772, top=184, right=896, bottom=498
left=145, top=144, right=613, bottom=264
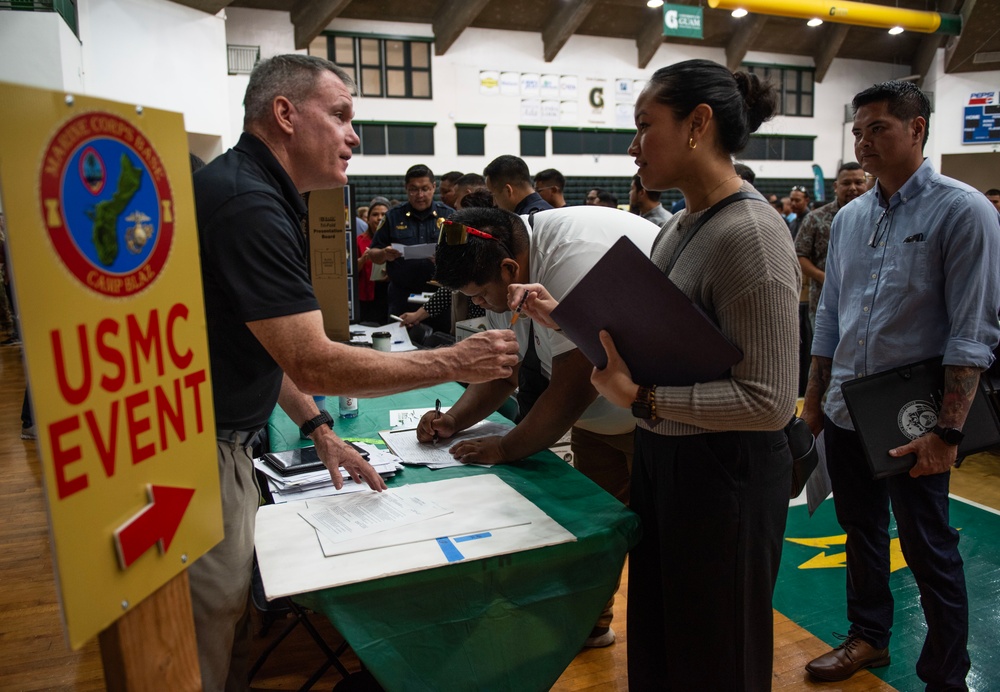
left=824, top=419, right=969, bottom=690
left=627, top=426, right=791, bottom=691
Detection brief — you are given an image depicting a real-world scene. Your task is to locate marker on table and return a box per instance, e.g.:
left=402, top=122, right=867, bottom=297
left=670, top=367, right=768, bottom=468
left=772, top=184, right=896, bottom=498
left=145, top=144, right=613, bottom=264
left=509, top=290, right=530, bottom=327
left=432, top=398, right=442, bottom=445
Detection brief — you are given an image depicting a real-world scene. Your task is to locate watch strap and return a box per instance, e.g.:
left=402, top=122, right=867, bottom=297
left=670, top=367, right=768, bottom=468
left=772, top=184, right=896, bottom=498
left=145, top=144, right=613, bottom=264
left=300, top=410, right=334, bottom=438
left=932, top=425, right=964, bottom=446
left=631, top=385, right=657, bottom=421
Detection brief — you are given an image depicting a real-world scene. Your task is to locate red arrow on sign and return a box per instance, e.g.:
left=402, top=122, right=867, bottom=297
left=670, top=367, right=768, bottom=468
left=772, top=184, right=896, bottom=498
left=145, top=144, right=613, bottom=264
left=113, top=485, right=196, bottom=569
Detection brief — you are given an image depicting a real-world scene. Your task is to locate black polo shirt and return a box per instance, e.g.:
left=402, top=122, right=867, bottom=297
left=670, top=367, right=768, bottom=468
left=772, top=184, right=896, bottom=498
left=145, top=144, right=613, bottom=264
left=371, top=200, right=453, bottom=314
left=194, top=132, right=319, bottom=430
left=514, top=192, right=553, bottom=216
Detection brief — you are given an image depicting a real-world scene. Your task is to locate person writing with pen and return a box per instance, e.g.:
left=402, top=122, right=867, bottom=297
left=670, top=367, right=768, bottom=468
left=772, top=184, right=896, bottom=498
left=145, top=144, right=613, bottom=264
left=505, top=60, right=801, bottom=690
left=416, top=205, right=659, bottom=648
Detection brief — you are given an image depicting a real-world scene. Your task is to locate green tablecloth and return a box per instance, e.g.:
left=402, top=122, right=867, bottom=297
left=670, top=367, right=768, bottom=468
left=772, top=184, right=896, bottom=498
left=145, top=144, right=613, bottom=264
left=266, top=383, right=640, bottom=692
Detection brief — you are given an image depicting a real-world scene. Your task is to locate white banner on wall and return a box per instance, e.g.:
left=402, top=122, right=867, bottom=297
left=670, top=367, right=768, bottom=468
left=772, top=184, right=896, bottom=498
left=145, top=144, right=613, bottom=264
left=520, top=98, right=541, bottom=122
left=560, top=75, right=579, bottom=101
left=479, top=70, right=500, bottom=95
left=560, top=100, right=579, bottom=125
left=520, top=73, right=541, bottom=97
left=540, top=74, right=560, bottom=100
left=500, top=72, right=520, bottom=96
left=583, top=77, right=609, bottom=125
left=541, top=100, right=561, bottom=125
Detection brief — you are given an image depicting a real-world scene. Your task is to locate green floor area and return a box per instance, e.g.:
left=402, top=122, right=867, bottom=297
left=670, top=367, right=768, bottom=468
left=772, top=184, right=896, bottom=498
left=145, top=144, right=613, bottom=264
left=775, top=497, right=1000, bottom=691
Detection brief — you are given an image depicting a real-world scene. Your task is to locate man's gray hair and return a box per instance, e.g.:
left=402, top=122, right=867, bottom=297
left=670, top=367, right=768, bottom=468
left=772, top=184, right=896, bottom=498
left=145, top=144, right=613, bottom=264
left=243, top=54, right=355, bottom=128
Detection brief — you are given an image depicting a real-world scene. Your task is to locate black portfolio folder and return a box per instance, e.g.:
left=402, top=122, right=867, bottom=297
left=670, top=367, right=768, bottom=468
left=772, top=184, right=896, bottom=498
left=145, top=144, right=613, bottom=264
left=263, top=443, right=369, bottom=477
left=549, top=236, right=742, bottom=386
left=840, top=357, right=1000, bottom=479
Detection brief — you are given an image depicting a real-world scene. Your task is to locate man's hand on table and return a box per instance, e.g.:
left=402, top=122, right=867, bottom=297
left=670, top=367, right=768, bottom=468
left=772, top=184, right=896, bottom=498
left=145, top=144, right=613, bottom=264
left=313, top=431, right=387, bottom=491
left=448, top=435, right=507, bottom=465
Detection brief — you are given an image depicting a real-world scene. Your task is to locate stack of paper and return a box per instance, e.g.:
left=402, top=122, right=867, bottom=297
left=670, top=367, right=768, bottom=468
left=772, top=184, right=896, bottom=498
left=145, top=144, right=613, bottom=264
left=255, top=442, right=403, bottom=504
left=379, top=420, right=515, bottom=469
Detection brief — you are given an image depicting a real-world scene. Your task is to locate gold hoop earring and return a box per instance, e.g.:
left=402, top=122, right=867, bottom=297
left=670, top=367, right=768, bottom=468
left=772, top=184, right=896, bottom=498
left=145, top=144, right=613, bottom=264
left=688, top=137, right=697, bottom=149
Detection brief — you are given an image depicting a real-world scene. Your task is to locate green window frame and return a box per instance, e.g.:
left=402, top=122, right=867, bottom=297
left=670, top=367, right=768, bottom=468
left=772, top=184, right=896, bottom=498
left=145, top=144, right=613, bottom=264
left=743, top=63, right=814, bottom=117
left=315, top=33, right=432, bottom=100
left=351, top=122, right=435, bottom=156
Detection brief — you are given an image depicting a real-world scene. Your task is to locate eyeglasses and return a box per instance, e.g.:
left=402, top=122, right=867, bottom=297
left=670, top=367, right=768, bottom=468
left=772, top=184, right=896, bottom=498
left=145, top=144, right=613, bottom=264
left=436, top=218, right=512, bottom=258
left=407, top=186, right=434, bottom=195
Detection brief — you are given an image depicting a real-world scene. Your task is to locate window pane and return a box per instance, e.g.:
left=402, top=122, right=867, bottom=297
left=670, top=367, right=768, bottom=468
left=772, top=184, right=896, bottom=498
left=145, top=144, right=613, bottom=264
left=362, top=67, right=382, bottom=96
left=767, top=137, right=782, bottom=160
left=784, top=138, right=814, bottom=161
left=800, top=94, right=813, bottom=117
left=410, top=42, right=430, bottom=69
left=362, top=124, right=386, bottom=155
left=742, top=137, right=767, bottom=160
left=386, top=69, right=406, bottom=97
left=387, top=125, right=434, bottom=155
left=351, top=123, right=361, bottom=154
left=334, top=36, right=354, bottom=63
left=360, top=38, right=380, bottom=66
left=411, top=71, right=431, bottom=98
left=385, top=40, right=405, bottom=67
left=581, top=130, right=606, bottom=154
left=552, top=130, right=579, bottom=155
left=308, top=36, right=327, bottom=58
left=784, top=70, right=797, bottom=92
left=521, top=128, right=546, bottom=157
left=801, top=70, right=813, bottom=92
left=784, top=92, right=798, bottom=116
left=612, top=131, right=634, bottom=155
left=340, top=65, right=356, bottom=84
left=457, top=126, right=485, bottom=156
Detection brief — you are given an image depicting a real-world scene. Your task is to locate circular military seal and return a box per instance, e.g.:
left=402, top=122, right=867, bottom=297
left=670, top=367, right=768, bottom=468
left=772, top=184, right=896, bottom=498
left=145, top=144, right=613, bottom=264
left=39, top=111, right=173, bottom=297
left=897, top=399, right=938, bottom=440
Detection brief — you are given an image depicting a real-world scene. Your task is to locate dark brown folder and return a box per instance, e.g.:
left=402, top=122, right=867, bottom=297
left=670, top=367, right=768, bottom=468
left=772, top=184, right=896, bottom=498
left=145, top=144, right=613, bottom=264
left=549, top=236, right=742, bottom=386
left=840, top=357, right=1000, bottom=479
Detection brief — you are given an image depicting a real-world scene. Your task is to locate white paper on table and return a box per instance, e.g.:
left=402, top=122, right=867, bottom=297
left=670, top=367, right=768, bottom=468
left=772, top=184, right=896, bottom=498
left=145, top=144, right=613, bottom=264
left=379, top=420, right=514, bottom=468
left=348, top=321, right=416, bottom=351
left=298, top=490, right=453, bottom=546
left=270, top=480, right=374, bottom=504
left=389, top=407, right=451, bottom=429
left=390, top=242, right=436, bottom=260
left=255, top=475, right=577, bottom=599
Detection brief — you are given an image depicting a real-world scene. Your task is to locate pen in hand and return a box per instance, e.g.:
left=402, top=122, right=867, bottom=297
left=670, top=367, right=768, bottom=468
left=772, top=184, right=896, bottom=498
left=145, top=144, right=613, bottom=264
left=432, top=398, right=441, bottom=445
left=509, top=290, right=530, bottom=327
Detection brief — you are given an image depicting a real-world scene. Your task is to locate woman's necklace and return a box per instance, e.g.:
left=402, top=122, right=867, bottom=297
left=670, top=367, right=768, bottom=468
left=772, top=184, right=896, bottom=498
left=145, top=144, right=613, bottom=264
left=691, top=174, right=741, bottom=212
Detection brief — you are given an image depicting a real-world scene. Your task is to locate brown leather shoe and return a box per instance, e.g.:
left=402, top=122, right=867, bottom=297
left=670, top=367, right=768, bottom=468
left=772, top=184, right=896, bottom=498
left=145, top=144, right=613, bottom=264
left=806, top=634, right=890, bottom=682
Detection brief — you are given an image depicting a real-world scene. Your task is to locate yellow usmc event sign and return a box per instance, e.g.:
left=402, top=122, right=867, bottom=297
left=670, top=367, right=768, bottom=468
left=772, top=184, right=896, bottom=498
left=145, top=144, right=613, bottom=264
left=0, top=83, right=222, bottom=649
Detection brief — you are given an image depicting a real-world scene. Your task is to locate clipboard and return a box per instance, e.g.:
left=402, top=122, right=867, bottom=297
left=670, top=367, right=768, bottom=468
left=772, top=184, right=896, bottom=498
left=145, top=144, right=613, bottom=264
left=549, top=236, right=742, bottom=386
left=841, top=357, right=1000, bottom=479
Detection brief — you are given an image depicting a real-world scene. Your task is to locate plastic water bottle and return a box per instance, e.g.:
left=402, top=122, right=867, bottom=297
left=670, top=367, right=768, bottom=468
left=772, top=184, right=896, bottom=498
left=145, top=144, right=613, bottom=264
left=339, top=396, right=359, bottom=418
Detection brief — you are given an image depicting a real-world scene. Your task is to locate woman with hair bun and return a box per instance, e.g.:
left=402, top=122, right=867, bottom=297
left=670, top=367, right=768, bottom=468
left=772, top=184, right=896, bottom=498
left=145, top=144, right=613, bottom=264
left=510, top=59, right=801, bottom=689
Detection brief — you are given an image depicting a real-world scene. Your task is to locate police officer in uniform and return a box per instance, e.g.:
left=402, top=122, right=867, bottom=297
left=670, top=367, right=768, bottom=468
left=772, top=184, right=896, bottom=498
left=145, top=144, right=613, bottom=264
left=368, top=164, right=454, bottom=327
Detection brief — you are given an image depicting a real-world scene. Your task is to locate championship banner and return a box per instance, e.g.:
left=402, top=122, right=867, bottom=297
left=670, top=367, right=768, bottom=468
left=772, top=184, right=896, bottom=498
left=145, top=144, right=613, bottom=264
left=0, top=83, right=222, bottom=649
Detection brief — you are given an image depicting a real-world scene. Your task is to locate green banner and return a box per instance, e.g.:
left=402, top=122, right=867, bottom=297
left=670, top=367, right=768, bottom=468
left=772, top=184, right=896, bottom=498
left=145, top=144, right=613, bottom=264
left=662, top=3, right=704, bottom=39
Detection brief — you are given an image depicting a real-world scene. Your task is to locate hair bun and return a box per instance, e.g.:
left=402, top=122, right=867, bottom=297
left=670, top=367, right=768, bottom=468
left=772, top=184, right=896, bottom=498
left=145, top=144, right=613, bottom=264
left=733, top=70, right=778, bottom=133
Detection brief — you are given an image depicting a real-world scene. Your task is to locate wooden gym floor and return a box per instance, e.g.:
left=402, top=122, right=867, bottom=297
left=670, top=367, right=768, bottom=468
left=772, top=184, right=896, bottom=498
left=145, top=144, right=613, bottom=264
left=3, top=337, right=999, bottom=691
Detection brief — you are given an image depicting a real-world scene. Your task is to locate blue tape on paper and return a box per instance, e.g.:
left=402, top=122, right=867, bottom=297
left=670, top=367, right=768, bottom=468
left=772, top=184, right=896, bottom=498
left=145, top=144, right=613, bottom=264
left=436, top=537, right=465, bottom=562
left=454, top=532, right=493, bottom=543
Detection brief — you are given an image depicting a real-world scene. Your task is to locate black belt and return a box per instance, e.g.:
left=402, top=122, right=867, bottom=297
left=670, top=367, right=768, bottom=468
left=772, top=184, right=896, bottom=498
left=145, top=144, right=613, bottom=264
left=216, top=428, right=264, bottom=447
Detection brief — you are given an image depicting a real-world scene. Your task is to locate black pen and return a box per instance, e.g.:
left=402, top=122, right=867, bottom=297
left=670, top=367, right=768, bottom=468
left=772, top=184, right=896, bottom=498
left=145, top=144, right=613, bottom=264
left=432, top=398, right=441, bottom=445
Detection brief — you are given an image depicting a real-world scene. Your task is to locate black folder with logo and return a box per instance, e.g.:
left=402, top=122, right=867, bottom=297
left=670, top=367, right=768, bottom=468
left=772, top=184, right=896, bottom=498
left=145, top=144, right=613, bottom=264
left=840, top=357, right=1000, bottom=479
left=549, top=236, right=743, bottom=387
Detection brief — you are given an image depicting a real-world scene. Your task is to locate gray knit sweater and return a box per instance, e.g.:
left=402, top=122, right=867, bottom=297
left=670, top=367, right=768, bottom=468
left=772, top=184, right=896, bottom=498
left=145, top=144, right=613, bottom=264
left=642, top=183, right=801, bottom=436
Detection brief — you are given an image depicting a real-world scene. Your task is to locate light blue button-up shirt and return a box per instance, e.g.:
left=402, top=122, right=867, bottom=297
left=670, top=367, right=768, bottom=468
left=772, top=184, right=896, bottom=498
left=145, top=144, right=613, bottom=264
left=813, top=158, right=1000, bottom=430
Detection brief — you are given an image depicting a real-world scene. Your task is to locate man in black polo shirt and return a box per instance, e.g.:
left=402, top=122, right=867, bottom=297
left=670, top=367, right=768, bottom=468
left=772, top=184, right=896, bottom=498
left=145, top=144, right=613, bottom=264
left=484, top=154, right=553, bottom=216
left=192, top=55, right=518, bottom=691
left=367, top=164, right=454, bottom=318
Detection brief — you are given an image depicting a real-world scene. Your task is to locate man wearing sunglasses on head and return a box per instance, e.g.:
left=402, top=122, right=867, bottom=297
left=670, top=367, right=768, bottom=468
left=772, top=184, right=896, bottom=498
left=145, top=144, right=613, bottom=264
left=367, top=163, right=455, bottom=323
left=418, top=206, right=659, bottom=646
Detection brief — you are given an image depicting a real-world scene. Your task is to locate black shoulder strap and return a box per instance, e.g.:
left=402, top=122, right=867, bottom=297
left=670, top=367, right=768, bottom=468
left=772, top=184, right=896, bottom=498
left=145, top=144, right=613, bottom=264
left=661, top=190, right=766, bottom=278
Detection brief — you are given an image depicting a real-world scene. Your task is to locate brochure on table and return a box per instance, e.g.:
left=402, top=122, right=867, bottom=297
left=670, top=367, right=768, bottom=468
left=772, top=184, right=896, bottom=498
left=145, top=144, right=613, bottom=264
left=254, top=475, right=576, bottom=599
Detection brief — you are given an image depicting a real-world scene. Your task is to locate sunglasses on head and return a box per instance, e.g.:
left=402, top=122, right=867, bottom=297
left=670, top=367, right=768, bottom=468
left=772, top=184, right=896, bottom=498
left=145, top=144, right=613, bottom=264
left=436, top=218, right=513, bottom=258
left=790, top=185, right=808, bottom=194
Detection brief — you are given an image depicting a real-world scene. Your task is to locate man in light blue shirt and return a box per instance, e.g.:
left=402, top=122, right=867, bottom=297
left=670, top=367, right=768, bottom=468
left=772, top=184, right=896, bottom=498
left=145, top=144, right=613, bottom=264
left=803, top=81, right=1000, bottom=690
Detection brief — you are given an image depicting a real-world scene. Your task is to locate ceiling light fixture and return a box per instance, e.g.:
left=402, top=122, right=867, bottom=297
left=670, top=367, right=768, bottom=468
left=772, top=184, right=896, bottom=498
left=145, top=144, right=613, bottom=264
left=807, top=18, right=823, bottom=27
left=888, top=26, right=905, bottom=34
left=731, top=8, right=749, bottom=18
left=647, top=0, right=664, bottom=8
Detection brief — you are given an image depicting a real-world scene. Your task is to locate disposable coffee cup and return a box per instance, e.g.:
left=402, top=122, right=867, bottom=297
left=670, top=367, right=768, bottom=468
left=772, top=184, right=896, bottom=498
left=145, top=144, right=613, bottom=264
left=372, top=331, right=393, bottom=352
